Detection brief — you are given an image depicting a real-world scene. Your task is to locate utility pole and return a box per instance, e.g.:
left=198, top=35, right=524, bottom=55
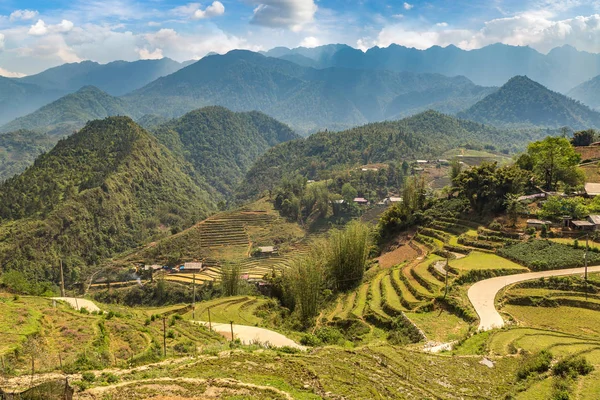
left=59, top=259, right=65, bottom=297
left=162, top=316, right=167, bottom=358
left=585, top=234, right=589, bottom=281
left=230, top=321, right=234, bottom=342
left=208, top=307, right=212, bottom=332
left=444, top=257, right=449, bottom=299
left=192, top=273, right=196, bottom=321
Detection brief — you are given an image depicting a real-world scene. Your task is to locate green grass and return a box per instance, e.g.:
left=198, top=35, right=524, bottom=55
left=183, top=296, right=266, bottom=326
left=413, top=256, right=444, bottom=289
left=351, top=283, right=369, bottom=318
left=449, top=251, right=527, bottom=271
left=406, top=310, right=471, bottom=343
left=381, top=273, right=405, bottom=311
left=367, top=272, right=388, bottom=316
left=335, top=291, right=356, bottom=320
left=391, top=268, right=418, bottom=304
left=515, top=379, right=553, bottom=400
left=503, top=305, right=600, bottom=338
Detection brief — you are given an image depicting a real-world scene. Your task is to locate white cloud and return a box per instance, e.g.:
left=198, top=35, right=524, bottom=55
left=392, top=14, right=404, bottom=19
left=0, top=33, right=4, bottom=51
left=148, top=21, right=161, bottom=27
left=403, top=2, right=414, bottom=10
left=9, top=9, right=39, bottom=22
left=28, top=19, right=48, bottom=36
left=300, top=36, right=320, bottom=47
left=0, top=67, right=26, bottom=77
left=171, top=2, right=225, bottom=20
left=436, top=22, right=448, bottom=27
left=138, top=47, right=163, bottom=59
left=368, top=12, right=600, bottom=54
left=250, top=0, right=318, bottom=31
left=27, top=19, right=74, bottom=36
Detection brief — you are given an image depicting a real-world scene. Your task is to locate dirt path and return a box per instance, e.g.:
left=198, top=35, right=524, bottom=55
left=51, top=297, right=101, bottom=313
left=468, top=266, right=600, bottom=331
left=192, top=321, right=306, bottom=350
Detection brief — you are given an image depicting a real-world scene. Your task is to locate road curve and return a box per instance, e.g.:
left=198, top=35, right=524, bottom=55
left=51, top=297, right=101, bottom=313
left=193, top=321, right=306, bottom=350
left=468, top=266, right=600, bottom=331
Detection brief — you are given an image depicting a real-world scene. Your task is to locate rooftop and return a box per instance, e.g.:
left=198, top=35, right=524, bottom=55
left=585, top=183, right=600, bottom=196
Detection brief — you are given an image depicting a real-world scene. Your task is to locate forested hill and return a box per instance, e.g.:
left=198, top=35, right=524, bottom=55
left=0, top=130, right=56, bottom=182
left=458, top=76, right=600, bottom=130
left=151, top=106, right=299, bottom=197
left=237, top=110, right=548, bottom=200
left=0, top=117, right=215, bottom=287
left=568, top=75, right=600, bottom=111
left=0, top=86, right=137, bottom=135
left=124, top=50, right=493, bottom=134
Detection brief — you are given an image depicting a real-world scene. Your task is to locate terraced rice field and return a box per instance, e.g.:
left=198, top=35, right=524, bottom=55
left=184, top=296, right=268, bottom=326
left=449, top=251, right=527, bottom=271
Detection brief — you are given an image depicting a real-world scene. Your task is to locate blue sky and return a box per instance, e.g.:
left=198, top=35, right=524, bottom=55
left=0, top=0, right=599, bottom=76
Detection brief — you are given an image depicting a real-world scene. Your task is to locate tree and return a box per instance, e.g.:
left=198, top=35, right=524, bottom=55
left=286, top=251, right=324, bottom=326
left=449, top=159, right=462, bottom=185
left=341, top=183, right=358, bottom=203
left=220, top=264, right=242, bottom=297
left=505, top=193, right=526, bottom=227
left=571, top=129, right=597, bottom=147
left=525, top=137, right=582, bottom=191
left=325, top=221, right=372, bottom=291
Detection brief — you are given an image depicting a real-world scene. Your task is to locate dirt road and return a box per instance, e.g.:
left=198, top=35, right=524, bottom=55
left=468, top=266, right=600, bottom=331
left=51, top=297, right=101, bottom=313
left=193, top=321, right=306, bottom=350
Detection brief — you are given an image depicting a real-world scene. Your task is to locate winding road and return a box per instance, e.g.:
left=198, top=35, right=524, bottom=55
left=468, top=266, right=600, bottom=331
left=193, top=321, right=306, bottom=350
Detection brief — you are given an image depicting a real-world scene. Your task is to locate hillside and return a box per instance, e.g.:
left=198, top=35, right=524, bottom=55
left=0, top=86, right=137, bottom=135
left=151, top=106, right=299, bottom=196
left=0, top=77, right=65, bottom=126
left=238, top=110, right=548, bottom=199
left=0, top=130, right=56, bottom=182
left=17, top=58, right=186, bottom=96
left=458, top=76, right=600, bottom=129
left=0, top=117, right=215, bottom=287
left=266, top=43, right=600, bottom=93
left=568, top=75, right=600, bottom=110
left=125, top=50, right=494, bottom=133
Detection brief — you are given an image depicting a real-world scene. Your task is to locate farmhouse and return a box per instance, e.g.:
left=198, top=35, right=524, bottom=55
left=179, top=262, right=204, bottom=272
left=353, top=197, right=369, bottom=205
left=570, top=220, right=595, bottom=231
left=144, top=264, right=163, bottom=271
left=416, top=160, right=428, bottom=164
left=258, top=246, right=277, bottom=254
left=585, top=183, right=600, bottom=197
left=389, top=196, right=402, bottom=203
left=588, top=215, right=600, bottom=230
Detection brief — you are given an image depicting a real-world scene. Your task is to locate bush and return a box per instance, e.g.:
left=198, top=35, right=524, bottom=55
left=314, top=326, right=345, bottom=345
left=489, top=221, right=502, bottom=230
left=299, top=333, right=321, bottom=347
left=553, top=356, right=594, bottom=378
left=81, top=372, right=96, bottom=382
left=100, top=372, right=119, bottom=384
left=516, top=350, right=553, bottom=380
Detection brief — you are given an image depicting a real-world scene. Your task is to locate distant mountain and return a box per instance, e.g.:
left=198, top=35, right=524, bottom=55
left=568, top=75, right=600, bottom=111
left=458, top=76, right=600, bottom=130
left=238, top=110, right=549, bottom=200
left=0, top=77, right=66, bottom=126
left=125, top=50, right=493, bottom=133
left=151, top=106, right=299, bottom=196
left=267, top=43, right=600, bottom=93
left=17, top=58, right=187, bottom=96
left=0, top=130, right=55, bottom=182
left=0, top=116, right=215, bottom=284
left=0, top=86, right=137, bottom=135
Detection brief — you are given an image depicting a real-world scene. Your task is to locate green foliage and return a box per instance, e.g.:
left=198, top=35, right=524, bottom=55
left=240, top=111, right=546, bottom=200
left=498, top=240, right=600, bottom=270
left=458, top=75, right=600, bottom=130
left=0, top=116, right=215, bottom=289
left=220, top=264, right=242, bottom=297
left=285, top=251, right=325, bottom=326
left=0, top=130, right=56, bottom=182
left=539, top=196, right=589, bottom=220
left=516, top=350, right=553, bottom=380
left=152, top=106, right=298, bottom=197
left=570, top=129, right=597, bottom=147
left=552, top=356, right=594, bottom=378
left=326, top=221, right=372, bottom=291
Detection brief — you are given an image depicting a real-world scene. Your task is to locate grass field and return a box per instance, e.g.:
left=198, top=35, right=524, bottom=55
left=449, top=251, right=527, bottom=271
left=503, top=305, right=600, bottom=337
left=405, top=310, right=470, bottom=342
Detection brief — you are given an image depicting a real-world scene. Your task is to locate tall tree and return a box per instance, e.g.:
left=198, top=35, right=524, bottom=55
left=525, top=137, right=582, bottom=191
left=571, top=129, right=597, bottom=147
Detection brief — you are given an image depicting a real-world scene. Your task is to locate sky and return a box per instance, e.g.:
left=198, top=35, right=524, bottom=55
left=0, top=0, right=599, bottom=77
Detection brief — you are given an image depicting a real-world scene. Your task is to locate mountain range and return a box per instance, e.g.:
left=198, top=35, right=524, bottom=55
left=263, top=43, right=600, bottom=94
left=568, top=76, right=600, bottom=111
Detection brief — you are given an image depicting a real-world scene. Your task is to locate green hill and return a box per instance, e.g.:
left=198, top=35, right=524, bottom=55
left=238, top=110, right=547, bottom=199
left=0, top=86, right=137, bottom=135
left=0, top=117, right=215, bottom=288
left=151, top=106, right=299, bottom=197
left=0, top=130, right=56, bottom=182
left=458, top=76, right=600, bottom=129
left=568, top=75, right=600, bottom=111
left=125, top=50, right=493, bottom=134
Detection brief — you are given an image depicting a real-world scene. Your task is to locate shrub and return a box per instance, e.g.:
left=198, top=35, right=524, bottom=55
left=299, top=333, right=321, bottom=347
left=516, top=350, right=553, bottom=380
left=553, top=356, right=594, bottom=378
left=100, top=372, right=119, bottom=383
left=489, top=221, right=502, bottom=230
left=81, top=372, right=96, bottom=382
left=315, top=326, right=345, bottom=345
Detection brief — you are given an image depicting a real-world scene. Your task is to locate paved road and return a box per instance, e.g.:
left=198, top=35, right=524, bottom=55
left=193, top=321, right=306, bottom=350
left=51, top=297, right=101, bottom=313
left=468, top=266, right=600, bottom=331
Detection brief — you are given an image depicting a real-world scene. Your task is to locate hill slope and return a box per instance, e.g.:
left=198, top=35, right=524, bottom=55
left=151, top=106, right=299, bottom=197
left=0, top=130, right=56, bottom=182
left=0, top=86, right=137, bottom=135
left=238, top=110, right=548, bottom=199
left=125, top=50, right=494, bottom=133
left=0, top=77, right=66, bottom=126
left=568, top=75, right=600, bottom=111
left=17, top=58, right=187, bottom=96
left=458, top=76, right=600, bottom=129
left=0, top=117, right=215, bottom=285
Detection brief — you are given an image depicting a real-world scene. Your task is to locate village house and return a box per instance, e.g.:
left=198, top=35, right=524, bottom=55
left=570, top=220, right=595, bottom=231
left=526, top=219, right=552, bottom=230
left=588, top=215, right=600, bottom=230
left=585, top=183, right=600, bottom=197
left=144, top=264, right=163, bottom=271
left=179, top=262, right=204, bottom=272
left=353, top=197, right=369, bottom=205
left=258, top=246, right=277, bottom=254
